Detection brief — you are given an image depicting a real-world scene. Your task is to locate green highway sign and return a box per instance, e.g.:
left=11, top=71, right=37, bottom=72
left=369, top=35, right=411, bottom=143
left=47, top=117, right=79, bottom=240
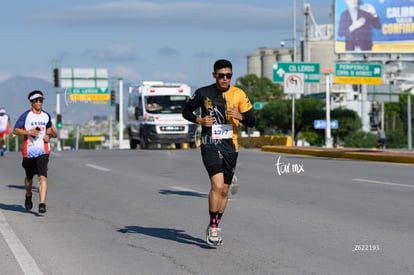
left=253, top=102, right=268, bottom=110
left=69, top=87, right=110, bottom=101
left=335, top=63, right=382, bottom=85
left=70, top=88, right=109, bottom=94
left=273, top=62, right=320, bottom=83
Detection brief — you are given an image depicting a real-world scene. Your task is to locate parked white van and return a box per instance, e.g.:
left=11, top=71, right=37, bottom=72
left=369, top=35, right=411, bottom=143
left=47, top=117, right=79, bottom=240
left=127, top=81, right=197, bottom=149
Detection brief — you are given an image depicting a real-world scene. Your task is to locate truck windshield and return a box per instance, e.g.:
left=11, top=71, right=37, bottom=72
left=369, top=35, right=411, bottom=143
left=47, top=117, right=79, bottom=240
left=145, top=95, right=188, bottom=114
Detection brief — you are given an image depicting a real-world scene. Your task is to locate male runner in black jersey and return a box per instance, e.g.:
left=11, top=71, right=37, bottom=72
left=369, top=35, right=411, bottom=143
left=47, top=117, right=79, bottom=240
left=182, top=59, right=256, bottom=245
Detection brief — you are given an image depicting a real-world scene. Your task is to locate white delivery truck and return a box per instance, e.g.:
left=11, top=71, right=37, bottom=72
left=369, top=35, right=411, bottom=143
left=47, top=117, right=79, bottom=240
left=127, top=81, right=198, bottom=149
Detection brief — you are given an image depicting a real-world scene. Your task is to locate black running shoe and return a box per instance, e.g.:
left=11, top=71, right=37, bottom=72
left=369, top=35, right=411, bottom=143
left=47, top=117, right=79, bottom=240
left=25, top=195, right=33, bottom=210
left=39, top=203, right=46, bottom=213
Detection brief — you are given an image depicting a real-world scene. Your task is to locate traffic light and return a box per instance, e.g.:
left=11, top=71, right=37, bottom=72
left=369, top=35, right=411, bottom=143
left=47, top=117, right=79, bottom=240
left=53, top=68, right=60, bottom=87
left=115, top=103, right=120, bottom=121
left=110, top=90, right=116, bottom=107
left=56, top=114, right=62, bottom=129
left=369, top=103, right=379, bottom=131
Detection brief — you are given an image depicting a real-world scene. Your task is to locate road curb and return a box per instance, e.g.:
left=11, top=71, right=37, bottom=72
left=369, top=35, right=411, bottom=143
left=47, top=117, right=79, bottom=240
left=262, top=146, right=414, bottom=164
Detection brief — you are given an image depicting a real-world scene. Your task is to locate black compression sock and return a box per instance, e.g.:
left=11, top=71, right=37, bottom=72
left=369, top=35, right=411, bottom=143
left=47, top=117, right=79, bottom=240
left=209, top=211, right=219, bottom=226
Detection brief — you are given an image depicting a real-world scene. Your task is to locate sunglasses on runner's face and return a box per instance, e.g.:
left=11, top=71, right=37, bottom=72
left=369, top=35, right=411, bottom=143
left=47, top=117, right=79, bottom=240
left=216, top=73, right=232, bottom=79
left=31, top=98, right=43, bottom=103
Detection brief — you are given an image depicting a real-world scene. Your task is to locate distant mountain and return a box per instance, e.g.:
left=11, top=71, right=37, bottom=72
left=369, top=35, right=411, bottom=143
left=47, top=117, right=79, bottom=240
left=0, top=76, right=124, bottom=126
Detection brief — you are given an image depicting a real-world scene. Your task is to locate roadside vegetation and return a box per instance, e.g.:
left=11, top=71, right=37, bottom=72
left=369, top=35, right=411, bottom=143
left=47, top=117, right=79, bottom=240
left=236, top=74, right=413, bottom=149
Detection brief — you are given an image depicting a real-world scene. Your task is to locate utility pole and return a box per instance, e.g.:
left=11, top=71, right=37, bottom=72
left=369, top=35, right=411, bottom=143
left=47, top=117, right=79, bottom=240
left=303, top=2, right=311, bottom=95
left=56, top=92, right=61, bottom=151
left=322, top=68, right=333, bottom=148
left=118, top=78, right=124, bottom=148
left=408, top=89, right=412, bottom=150
left=361, top=85, right=369, bottom=132
left=109, top=115, right=113, bottom=150
left=291, top=0, right=297, bottom=146
left=53, top=65, right=62, bottom=151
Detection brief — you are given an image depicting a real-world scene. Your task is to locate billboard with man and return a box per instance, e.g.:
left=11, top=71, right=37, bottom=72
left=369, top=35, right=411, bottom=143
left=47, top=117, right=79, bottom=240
left=335, top=0, right=414, bottom=53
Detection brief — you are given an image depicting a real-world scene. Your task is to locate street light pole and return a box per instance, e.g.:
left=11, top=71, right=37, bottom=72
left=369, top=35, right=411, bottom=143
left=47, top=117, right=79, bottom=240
left=293, top=0, right=297, bottom=62
left=291, top=0, right=297, bottom=146
left=56, top=91, right=62, bottom=151
left=118, top=78, right=124, bottom=148
left=322, top=68, right=333, bottom=148
left=408, top=90, right=412, bottom=150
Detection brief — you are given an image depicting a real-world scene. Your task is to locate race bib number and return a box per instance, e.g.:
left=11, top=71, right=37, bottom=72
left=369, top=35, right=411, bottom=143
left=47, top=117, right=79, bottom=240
left=212, top=124, right=233, bottom=139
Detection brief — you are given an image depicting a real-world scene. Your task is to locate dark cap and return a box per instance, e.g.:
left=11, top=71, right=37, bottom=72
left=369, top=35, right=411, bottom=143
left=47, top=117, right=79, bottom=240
left=214, top=59, right=232, bottom=72
left=28, top=90, right=44, bottom=101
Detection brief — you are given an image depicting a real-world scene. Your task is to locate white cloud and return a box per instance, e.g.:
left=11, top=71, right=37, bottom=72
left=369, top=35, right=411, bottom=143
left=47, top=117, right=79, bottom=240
left=0, top=72, right=12, bottom=83
left=193, top=51, right=214, bottom=59
left=152, top=70, right=190, bottom=83
left=156, top=47, right=179, bottom=58
left=1, top=70, right=52, bottom=83
left=30, top=1, right=290, bottom=31
left=110, top=66, right=142, bottom=83
left=82, top=44, right=138, bottom=62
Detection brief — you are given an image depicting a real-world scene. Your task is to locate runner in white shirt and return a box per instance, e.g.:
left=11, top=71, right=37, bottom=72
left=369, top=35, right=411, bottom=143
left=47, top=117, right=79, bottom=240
left=13, top=90, right=57, bottom=214
left=0, top=108, right=10, bottom=156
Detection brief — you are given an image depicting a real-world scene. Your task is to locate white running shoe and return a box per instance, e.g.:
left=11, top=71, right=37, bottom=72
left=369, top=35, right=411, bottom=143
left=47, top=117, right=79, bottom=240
left=229, top=175, right=238, bottom=195
left=206, top=225, right=223, bottom=246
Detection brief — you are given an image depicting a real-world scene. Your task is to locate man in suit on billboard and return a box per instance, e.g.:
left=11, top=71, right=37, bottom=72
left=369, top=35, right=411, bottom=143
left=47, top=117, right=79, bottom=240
left=338, top=0, right=381, bottom=51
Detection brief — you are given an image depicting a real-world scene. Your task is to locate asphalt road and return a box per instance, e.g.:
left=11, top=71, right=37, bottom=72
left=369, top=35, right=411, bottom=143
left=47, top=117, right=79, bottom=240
left=0, top=149, right=413, bottom=275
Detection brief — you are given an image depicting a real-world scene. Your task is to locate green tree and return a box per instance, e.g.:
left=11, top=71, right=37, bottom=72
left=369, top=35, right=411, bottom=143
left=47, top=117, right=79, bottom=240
left=331, top=108, right=361, bottom=146
left=235, top=74, right=283, bottom=103
left=256, top=95, right=366, bottom=147
left=256, top=97, right=325, bottom=141
left=384, top=92, right=413, bottom=148
left=256, top=99, right=291, bottom=135
left=301, top=108, right=361, bottom=146
left=299, top=131, right=323, bottom=146
left=294, top=98, right=325, bottom=135
left=386, top=129, right=406, bottom=148
left=344, top=130, right=377, bottom=148
left=6, top=135, right=23, bottom=152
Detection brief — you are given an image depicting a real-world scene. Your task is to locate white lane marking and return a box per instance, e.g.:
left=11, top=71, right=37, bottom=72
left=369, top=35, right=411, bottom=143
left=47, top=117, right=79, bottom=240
left=353, top=178, right=414, bottom=189
left=86, top=164, right=111, bottom=172
left=0, top=211, right=43, bottom=275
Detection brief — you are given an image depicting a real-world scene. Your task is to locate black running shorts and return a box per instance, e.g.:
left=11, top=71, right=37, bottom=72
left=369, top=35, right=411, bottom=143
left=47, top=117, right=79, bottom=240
left=201, top=146, right=238, bottom=184
left=22, top=154, right=49, bottom=179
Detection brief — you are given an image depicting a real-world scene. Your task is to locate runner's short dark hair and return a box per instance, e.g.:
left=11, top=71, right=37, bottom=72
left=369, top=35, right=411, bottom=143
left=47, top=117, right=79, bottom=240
left=214, top=59, right=232, bottom=72
left=28, top=90, right=44, bottom=100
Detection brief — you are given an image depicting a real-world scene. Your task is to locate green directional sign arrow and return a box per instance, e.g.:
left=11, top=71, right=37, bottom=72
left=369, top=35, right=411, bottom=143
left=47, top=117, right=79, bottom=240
left=253, top=102, right=268, bottom=110
left=272, top=62, right=320, bottom=83
left=70, top=88, right=109, bottom=94
left=334, top=63, right=382, bottom=85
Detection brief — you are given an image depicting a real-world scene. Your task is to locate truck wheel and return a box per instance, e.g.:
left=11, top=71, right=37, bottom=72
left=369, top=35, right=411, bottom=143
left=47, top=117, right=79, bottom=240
left=130, top=139, right=138, bottom=149
left=140, top=133, right=148, bottom=149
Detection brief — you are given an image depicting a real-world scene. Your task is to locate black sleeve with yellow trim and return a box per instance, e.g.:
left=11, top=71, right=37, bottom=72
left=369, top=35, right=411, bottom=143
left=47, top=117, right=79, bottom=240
left=240, top=109, right=256, bottom=128
left=182, top=91, right=200, bottom=124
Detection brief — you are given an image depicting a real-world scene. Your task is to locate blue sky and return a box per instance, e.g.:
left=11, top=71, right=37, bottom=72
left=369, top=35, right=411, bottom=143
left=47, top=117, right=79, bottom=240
left=1, top=0, right=332, bottom=88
